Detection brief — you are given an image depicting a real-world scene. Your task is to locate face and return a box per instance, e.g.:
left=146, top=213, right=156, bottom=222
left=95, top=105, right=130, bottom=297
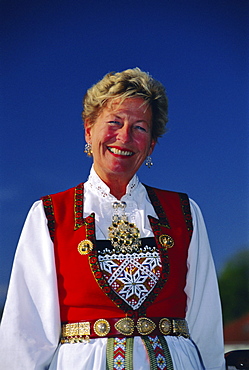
left=85, top=97, right=156, bottom=185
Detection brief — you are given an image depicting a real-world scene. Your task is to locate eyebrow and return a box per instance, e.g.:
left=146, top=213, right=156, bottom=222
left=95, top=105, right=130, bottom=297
left=107, top=114, right=150, bottom=124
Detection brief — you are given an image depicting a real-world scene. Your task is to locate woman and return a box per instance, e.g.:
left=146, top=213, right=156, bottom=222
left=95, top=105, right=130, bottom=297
left=0, top=68, right=225, bottom=369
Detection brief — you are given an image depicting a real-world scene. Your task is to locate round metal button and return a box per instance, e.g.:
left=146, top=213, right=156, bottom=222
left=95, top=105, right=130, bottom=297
left=93, top=319, right=111, bottom=337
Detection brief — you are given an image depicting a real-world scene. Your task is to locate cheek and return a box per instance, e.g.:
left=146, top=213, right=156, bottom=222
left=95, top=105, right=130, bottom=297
left=105, top=131, right=115, bottom=140
left=136, top=137, right=153, bottom=152
left=99, top=128, right=116, bottom=143
left=92, top=130, right=114, bottom=149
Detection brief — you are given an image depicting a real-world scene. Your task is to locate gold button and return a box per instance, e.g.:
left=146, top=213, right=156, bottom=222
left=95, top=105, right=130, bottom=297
left=93, top=319, right=111, bottom=337
left=78, top=240, right=93, bottom=255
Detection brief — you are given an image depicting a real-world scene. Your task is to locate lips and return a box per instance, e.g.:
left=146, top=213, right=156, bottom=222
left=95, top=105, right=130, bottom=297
left=107, top=147, right=134, bottom=156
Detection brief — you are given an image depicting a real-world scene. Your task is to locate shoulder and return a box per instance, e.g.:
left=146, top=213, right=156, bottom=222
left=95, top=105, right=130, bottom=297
left=41, top=182, right=84, bottom=202
left=143, top=184, right=193, bottom=236
left=143, top=183, right=189, bottom=202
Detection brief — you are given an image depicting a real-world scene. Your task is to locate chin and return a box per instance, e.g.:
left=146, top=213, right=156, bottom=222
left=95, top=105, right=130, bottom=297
left=109, top=164, right=134, bottom=176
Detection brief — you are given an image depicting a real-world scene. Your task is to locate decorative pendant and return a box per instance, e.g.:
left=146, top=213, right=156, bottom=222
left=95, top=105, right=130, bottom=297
left=108, top=201, right=141, bottom=253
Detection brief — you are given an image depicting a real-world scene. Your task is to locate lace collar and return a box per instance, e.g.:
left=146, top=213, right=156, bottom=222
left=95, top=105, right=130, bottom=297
left=87, top=166, right=139, bottom=199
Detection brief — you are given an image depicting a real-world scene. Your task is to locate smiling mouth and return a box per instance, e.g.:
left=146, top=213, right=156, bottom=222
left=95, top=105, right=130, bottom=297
left=107, top=147, right=134, bottom=156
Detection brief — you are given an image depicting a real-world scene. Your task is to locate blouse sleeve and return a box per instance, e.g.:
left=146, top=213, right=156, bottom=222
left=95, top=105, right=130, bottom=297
left=185, top=199, right=225, bottom=370
left=0, top=200, right=61, bottom=369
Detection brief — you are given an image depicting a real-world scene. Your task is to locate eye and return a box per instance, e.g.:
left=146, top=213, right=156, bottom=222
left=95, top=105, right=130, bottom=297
left=134, top=125, right=147, bottom=132
left=108, top=120, right=122, bottom=127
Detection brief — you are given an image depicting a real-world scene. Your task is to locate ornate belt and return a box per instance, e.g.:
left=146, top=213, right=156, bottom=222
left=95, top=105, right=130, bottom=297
left=61, top=317, right=189, bottom=343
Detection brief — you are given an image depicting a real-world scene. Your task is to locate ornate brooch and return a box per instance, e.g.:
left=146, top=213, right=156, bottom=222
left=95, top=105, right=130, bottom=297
left=108, top=201, right=141, bottom=253
left=159, top=234, right=174, bottom=249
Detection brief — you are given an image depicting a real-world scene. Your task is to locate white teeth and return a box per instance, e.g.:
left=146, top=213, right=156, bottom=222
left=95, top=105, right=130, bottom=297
left=108, top=147, right=133, bottom=156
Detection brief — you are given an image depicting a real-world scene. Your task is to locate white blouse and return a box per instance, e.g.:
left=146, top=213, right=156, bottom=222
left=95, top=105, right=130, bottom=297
left=0, top=168, right=225, bottom=369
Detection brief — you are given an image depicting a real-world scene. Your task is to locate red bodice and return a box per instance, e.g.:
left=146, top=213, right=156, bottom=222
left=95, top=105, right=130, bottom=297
left=42, top=184, right=192, bottom=323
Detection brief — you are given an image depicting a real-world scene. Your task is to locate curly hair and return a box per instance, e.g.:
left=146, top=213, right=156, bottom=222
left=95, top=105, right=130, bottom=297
left=82, top=68, right=168, bottom=141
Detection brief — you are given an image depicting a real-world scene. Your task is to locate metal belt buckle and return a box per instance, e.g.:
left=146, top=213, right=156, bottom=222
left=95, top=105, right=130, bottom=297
left=172, top=319, right=189, bottom=338
left=61, top=322, right=91, bottom=344
left=159, top=318, right=172, bottom=335
left=78, top=322, right=91, bottom=336
left=93, top=319, right=111, bottom=337
left=137, top=317, right=156, bottom=335
left=62, top=322, right=91, bottom=337
left=114, top=317, right=135, bottom=336
left=62, top=323, right=78, bottom=337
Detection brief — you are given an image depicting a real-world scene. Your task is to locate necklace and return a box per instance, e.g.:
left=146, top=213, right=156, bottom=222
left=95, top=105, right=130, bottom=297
left=108, top=201, right=141, bottom=253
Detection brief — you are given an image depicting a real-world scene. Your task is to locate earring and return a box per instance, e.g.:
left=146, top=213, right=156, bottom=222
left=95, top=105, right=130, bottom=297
left=84, top=143, right=92, bottom=157
left=145, top=156, right=153, bottom=168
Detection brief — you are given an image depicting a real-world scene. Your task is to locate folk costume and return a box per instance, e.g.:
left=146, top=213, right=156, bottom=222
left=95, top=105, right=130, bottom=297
left=0, top=167, right=225, bottom=369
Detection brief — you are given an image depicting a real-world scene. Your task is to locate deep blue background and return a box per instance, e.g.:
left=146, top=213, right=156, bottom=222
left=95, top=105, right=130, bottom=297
left=1, top=0, right=248, bottom=305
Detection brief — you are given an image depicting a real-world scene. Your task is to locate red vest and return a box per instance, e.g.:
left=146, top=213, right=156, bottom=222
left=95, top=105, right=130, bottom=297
left=42, top=184, right=192, bottom=323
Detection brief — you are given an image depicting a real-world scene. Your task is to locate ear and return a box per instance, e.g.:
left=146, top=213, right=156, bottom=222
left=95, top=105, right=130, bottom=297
left=148, top=139, right=156, bottom=156
left=84, top=119, right=92, bottom=143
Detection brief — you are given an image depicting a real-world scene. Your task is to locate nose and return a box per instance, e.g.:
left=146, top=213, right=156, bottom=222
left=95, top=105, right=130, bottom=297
left=116, top=124, right=132, bottom=143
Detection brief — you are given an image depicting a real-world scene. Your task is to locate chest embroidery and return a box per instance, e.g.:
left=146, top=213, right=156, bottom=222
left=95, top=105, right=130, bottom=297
left=98, top=246, right=161, bottom=310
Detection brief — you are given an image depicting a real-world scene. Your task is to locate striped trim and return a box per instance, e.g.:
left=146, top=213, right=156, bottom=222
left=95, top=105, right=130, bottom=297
left=142, top=335, right=174, bottom=370
left=106, top=337, right=134, bottom=370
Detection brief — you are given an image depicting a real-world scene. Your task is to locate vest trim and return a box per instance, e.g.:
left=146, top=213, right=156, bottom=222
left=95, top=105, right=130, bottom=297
left=42, top=195, right=55, bottom=241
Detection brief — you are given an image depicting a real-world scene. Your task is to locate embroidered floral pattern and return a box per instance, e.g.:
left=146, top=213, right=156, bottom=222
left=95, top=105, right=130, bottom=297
left=91, top=238, right=169, bottom=316
left=88, top=247, right=134, bottom=315
left=99, top=248, right=161, bottom=310
left=74, top=183, right=84, bottom=230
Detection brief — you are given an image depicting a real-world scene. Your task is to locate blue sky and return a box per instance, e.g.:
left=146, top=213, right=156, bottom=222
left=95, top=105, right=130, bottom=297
left=1, top=0, right=248, bottom=306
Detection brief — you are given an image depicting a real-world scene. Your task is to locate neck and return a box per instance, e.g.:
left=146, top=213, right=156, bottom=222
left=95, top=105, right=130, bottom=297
left=93, top=166, right=132, bottom=200
left=105, top=176, right=128, bottom=200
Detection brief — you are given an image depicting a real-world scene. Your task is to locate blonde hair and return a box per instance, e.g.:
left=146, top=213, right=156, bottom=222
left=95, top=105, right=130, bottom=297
left=82, top=68, right=168, bottom=141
